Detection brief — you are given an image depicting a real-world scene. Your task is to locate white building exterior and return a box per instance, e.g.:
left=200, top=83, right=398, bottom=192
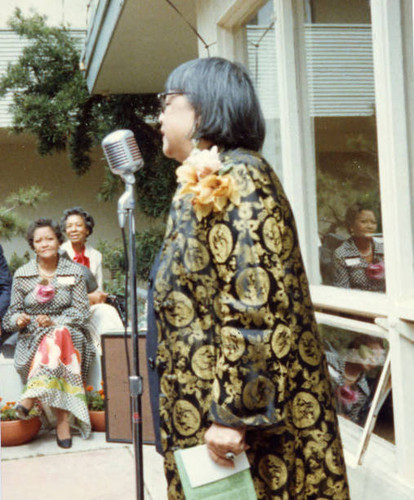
left=81, top=1, right=414, bottom=498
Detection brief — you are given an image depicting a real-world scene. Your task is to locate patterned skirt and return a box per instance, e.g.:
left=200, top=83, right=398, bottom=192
left=15, top=326, right=92, bottom=438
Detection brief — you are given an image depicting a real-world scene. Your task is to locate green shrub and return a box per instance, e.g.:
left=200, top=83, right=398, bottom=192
left=97, top=225, right=165, bottom=294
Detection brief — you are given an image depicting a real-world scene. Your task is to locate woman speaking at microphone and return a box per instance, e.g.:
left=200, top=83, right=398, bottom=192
left=147, top=57, right=349, bottom=499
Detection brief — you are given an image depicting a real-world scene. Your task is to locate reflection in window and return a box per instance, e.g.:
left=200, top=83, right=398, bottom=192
left=320, top=324, right=393, bottom=441
left=330, top=203, right=385, bottom=291
left=304, top=1, right=386, bottom=291
left=243, top=1, right=283, bottom=181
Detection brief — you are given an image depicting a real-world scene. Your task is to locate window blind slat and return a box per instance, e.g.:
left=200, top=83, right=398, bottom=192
left=247, top=24, right=374, bottom=118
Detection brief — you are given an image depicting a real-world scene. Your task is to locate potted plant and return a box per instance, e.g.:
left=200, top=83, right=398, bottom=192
left=0, top=398, right=41, bottom=446
left=86, top=384, right=106, bottom=432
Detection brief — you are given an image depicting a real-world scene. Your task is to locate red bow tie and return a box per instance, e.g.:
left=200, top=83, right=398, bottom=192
left=73, top=251, right=90, bottom=268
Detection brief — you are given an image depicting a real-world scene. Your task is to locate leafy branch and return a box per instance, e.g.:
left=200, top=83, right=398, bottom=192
left=1, top=9, right=176, bottom=219
left=0, top=185, right=49, bottom=239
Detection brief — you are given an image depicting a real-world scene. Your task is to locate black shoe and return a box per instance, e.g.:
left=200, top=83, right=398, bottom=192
left=56, top=436, right=72, bottom=449
left=15, top=404, right=30, bottom=420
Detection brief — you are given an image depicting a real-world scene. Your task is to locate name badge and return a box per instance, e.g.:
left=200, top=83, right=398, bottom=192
left=344, top=257, right=361, bottom=267
left=57, top=276, right=75, bottom=286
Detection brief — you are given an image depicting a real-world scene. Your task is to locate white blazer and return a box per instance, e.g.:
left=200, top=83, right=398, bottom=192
left=61, top=241, right=104, bottom=290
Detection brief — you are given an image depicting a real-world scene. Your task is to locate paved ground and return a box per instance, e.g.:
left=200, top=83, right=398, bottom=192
left=0, top=430, right=167, bottom=500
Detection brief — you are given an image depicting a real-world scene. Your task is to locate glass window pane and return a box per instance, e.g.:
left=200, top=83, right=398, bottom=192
left=305, top=1, right=386, bottom=292
left=243, top=1, right=283, bottom=181
left=319, top=324, right=393, bottom=443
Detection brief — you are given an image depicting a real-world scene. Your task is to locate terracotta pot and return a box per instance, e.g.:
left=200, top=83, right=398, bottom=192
left=1, top=417, right=41, bottom=447
left=89, top=410, right=106, bottom=432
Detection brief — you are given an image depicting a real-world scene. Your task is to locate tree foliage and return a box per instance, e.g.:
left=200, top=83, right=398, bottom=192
left=97, top=226, right=165, bottom=291
left=0, top=9, right=176, bottom=219
left=0, top=185, right=49, bottom=240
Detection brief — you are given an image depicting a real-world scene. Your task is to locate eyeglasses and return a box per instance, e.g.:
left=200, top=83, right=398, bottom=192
left=157, top=91, right=188, bottom=111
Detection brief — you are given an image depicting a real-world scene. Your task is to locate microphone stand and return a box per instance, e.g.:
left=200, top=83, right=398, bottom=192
left=118, top=173, right=144, bottom=500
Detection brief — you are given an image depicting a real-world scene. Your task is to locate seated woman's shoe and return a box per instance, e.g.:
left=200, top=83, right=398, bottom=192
left=15, top=404, right=30, bottom=420
left=56, top=435, right=72, bottom=449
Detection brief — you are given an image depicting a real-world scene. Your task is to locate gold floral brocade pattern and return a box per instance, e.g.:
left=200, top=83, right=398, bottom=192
left=154, top=149, right=349, bottom=499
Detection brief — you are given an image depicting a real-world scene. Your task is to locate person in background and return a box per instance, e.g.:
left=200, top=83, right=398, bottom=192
left=2, top=218, right=93, bottom=448
left=325, top=335, right=386, bottom=425
left=61, top=207, right=124, bottom=354
left=0, top=244, right=12, bottom=341
left=147, top=57, right=349, bottom=499
left=333, top=203, right=385, bottom=292
left=60, top=207, right=107, bottom=304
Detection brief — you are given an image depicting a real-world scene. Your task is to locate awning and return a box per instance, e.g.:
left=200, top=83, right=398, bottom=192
left=81, top=0, right=198, bottom=95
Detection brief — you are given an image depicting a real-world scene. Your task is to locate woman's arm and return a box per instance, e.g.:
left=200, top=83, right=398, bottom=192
left=94, top=252, right=104, bottom=291
left=206, top=154, right=313, bottom=429
left=0, top=245, right=12, bottom=319
left=88, top=248, right=104, bottom=291
left=2, top=276, right=29, bottom=333
left=195, top=154, right=305, bottom=463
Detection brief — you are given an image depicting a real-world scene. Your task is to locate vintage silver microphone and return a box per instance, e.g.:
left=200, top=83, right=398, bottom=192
left=101, top=129, right=144, bottom=228
left=102, top=129, right=144, bottom=178
left=101, top=129, right=145, bottom=500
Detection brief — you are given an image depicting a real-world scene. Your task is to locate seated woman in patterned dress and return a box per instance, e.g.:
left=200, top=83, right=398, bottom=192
left=2, top=218, right=94, bottom=448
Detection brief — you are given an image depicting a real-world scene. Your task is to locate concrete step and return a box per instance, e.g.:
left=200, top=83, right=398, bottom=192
left=0, top=432, right=167, bottom=500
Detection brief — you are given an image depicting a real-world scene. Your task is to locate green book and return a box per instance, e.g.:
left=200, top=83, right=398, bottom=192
left=174, top=445, right=257, bottom=500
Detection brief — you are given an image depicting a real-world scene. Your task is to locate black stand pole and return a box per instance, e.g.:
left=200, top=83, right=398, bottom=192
left=118, top=178, right=144, bottom=500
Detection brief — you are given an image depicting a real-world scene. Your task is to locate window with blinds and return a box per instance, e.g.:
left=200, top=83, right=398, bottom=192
left=247, top=24, right=374, bottom=118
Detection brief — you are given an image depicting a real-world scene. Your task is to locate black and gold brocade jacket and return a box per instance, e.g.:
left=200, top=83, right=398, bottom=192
left=152, top=148, right=335, bottom=453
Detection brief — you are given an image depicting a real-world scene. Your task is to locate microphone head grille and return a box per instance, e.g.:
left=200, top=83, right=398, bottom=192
left=101, top=129, right=143, bottom=175
left=125, top=136, right=142, bottom=162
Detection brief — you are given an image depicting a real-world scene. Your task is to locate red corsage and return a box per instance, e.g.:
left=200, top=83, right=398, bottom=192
left=337, top=385, right=360, bottom=406
left=366, top=260, right=385, bottom=280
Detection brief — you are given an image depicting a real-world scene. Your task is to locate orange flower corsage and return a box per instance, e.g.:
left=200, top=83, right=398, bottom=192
left=175, top=146, right=240, bottom=220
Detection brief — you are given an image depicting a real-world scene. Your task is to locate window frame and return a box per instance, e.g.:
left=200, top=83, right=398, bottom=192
left=315, top=311, right=391, bottom=464
left=278, top=0, right=414, bottom=480
left=214, top=0, right=414, bottom=484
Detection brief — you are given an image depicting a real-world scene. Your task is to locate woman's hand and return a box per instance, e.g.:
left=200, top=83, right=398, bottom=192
left=88, top=290, right=108, bottom=305
left=16, top=313, right=31, bottom=329
left=204, top=422, right=249, bottom=467
left=36, top=315, right=54, bottom=328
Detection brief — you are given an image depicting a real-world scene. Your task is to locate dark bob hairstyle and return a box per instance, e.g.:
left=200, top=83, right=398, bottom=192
left=165, top=57, right=265, bottom=152
left=61, top=206, right=95, bottom=236
left=27, top=218, right=64, bottom=250
left=345, top=202, right=378, bottom=233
